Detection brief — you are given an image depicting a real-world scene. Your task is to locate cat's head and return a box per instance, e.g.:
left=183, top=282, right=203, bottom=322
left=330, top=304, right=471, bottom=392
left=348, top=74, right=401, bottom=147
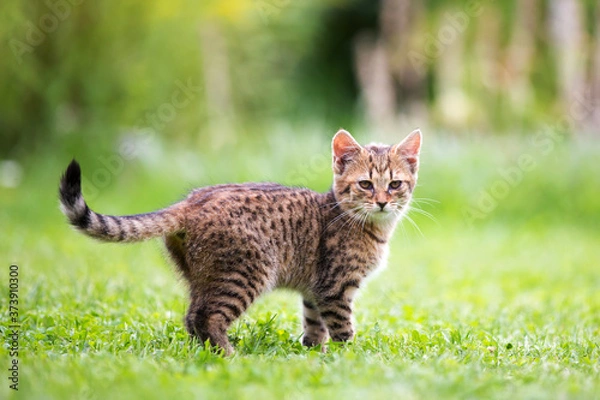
left=331, top=129, right=422, bottom=224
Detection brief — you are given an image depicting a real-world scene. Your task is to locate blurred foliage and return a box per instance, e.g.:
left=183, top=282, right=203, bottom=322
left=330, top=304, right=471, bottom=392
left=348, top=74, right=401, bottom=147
left=0, top=0, right=598, bottom=159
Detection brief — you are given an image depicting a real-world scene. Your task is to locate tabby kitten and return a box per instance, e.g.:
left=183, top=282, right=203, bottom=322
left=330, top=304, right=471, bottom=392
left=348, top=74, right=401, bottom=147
left=59, top=129, right=422, bottom=354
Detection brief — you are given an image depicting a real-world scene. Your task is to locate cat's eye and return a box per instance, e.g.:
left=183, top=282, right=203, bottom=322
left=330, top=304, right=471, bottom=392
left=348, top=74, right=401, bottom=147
left=389, top=180, right=403, bottom=190
left=358, top=180, right=373, bottom=190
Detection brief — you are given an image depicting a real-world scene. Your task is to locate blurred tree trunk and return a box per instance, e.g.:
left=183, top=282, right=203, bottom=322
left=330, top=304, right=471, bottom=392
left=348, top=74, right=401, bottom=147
left=353, top=32, right=396, bottom=134
left=380, top=0, right=424, bottom=99
left=380, top=0, right=427, bottom=129
left=505, top=0, right=537, bottom=112
left=198, top=21, right=234, bottom=148
left=548, top=0, right=587, bottom=129
left=473, top=7, right=502, bottom=131
left=591, top=5, right=600, bottom=132
left=435, top=21, right=468, bottom=129
left=353, top=0, right=428, bottom=135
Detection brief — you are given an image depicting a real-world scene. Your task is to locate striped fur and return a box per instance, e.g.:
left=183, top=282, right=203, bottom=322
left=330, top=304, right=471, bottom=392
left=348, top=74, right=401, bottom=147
left=59, top=160, right=185, bottom=242
left=59, top=129, right=422, bottom=355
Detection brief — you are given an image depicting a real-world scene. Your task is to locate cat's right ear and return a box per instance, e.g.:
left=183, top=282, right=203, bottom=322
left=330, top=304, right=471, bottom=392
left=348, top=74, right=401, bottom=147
left=392, top=129, right=422, bottom=174
left=332, top=129, right=361, bottom=174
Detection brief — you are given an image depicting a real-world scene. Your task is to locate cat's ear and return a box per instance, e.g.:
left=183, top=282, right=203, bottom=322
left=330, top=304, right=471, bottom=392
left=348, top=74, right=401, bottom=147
left=393, top=129, right=422, bottom=174
left=332, top=129, right=361, bottom=174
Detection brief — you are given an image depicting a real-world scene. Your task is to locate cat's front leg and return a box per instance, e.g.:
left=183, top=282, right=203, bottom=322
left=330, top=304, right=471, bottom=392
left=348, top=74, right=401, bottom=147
left=316, top=296, right=355, bottom=342
left=313, top=275, right=361, bottom=342
left=301, top=299, right=328, bottom=346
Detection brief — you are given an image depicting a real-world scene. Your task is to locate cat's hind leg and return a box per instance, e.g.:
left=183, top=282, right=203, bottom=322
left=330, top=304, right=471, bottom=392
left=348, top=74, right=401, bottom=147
left=185, top=268, right=267, bottom=355
left=185, top=291, right=235, bottom=355
left=301, top=299, right=328, bottom=347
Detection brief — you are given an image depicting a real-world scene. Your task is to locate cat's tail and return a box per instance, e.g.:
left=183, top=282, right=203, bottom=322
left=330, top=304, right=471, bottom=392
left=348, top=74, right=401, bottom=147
left=59, top=160, right=185, bottom=242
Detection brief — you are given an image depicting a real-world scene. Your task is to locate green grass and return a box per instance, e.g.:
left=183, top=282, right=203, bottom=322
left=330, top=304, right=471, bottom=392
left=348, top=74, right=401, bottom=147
left=1, top=133, right=599, bottom=399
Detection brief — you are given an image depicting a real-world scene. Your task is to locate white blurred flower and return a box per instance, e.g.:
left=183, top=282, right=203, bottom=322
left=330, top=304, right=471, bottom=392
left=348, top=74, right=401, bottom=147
left=0, top=160, right=23, bottom=188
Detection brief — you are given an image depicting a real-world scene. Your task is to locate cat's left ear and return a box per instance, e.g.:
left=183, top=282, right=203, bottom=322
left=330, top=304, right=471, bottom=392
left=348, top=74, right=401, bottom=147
left=332, top=129, right=361, bottom=174
left=393, top=129, right=422, bottom=174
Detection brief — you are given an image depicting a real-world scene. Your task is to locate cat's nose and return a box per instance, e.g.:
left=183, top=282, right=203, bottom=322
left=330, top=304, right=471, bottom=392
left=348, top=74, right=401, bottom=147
left=376, top=202, right=388, bottom=211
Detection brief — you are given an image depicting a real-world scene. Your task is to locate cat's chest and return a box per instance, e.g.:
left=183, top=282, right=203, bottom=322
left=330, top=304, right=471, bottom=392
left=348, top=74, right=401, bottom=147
left=324, top=233, right=390, bottom=273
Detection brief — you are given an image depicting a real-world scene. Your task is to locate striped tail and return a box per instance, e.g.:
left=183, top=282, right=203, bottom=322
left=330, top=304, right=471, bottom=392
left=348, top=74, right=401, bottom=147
left=59, top=160, right=185, bottom=242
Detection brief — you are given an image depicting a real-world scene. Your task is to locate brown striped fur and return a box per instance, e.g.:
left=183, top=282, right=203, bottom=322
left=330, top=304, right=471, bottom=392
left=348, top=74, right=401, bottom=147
left=59, top=129, right=422, bottom=354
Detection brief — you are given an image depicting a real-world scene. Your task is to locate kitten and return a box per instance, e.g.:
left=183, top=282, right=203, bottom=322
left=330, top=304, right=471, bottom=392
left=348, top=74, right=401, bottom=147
left=59, top=129, right=422, bottom=354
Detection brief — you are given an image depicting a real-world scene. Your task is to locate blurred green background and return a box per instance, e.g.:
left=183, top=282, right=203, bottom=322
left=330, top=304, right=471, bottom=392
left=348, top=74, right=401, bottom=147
left=1, top=0, right=599, bottom=399
left=1, top=0, right=599, bottom=159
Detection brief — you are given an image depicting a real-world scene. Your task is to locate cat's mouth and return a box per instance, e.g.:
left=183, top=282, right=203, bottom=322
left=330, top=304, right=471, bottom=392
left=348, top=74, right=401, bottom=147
left=367, top=205, right=397, bottom=219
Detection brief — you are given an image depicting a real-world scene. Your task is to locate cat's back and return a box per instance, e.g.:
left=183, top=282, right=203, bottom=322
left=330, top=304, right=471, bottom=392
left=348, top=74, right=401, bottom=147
left=185, top=182, right=322, bottom=216
left=184, top=182, right=325, bottom=244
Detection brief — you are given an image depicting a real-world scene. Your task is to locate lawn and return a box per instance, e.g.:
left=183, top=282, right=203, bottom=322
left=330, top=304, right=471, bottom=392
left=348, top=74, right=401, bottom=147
left=1, top=132, right=599, bottom=399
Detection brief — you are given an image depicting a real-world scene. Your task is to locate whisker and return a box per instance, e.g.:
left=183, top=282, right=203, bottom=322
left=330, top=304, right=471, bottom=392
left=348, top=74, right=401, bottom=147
left=410, top=197, right=440, bottom=208
left=324, top=207, right=360, bottom=231
left=359, top=209, right=369, bottom=232
left=324, top=204, right=364, bottom=235
left=319, top=199, right=349, bottom=208
left=408, top=207, right=438, bottom=224
left=338, top=211, right=363, bottom=239
left=411, top=196, right=439, bottom=204
left=395, top=210, right=409, bottom=241
left=403, top=214, right=424, bottom=238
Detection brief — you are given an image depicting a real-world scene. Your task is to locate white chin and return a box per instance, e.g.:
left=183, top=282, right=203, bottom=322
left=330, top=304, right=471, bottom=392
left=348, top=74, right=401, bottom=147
left=369, top=210, right=395, bottom=222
